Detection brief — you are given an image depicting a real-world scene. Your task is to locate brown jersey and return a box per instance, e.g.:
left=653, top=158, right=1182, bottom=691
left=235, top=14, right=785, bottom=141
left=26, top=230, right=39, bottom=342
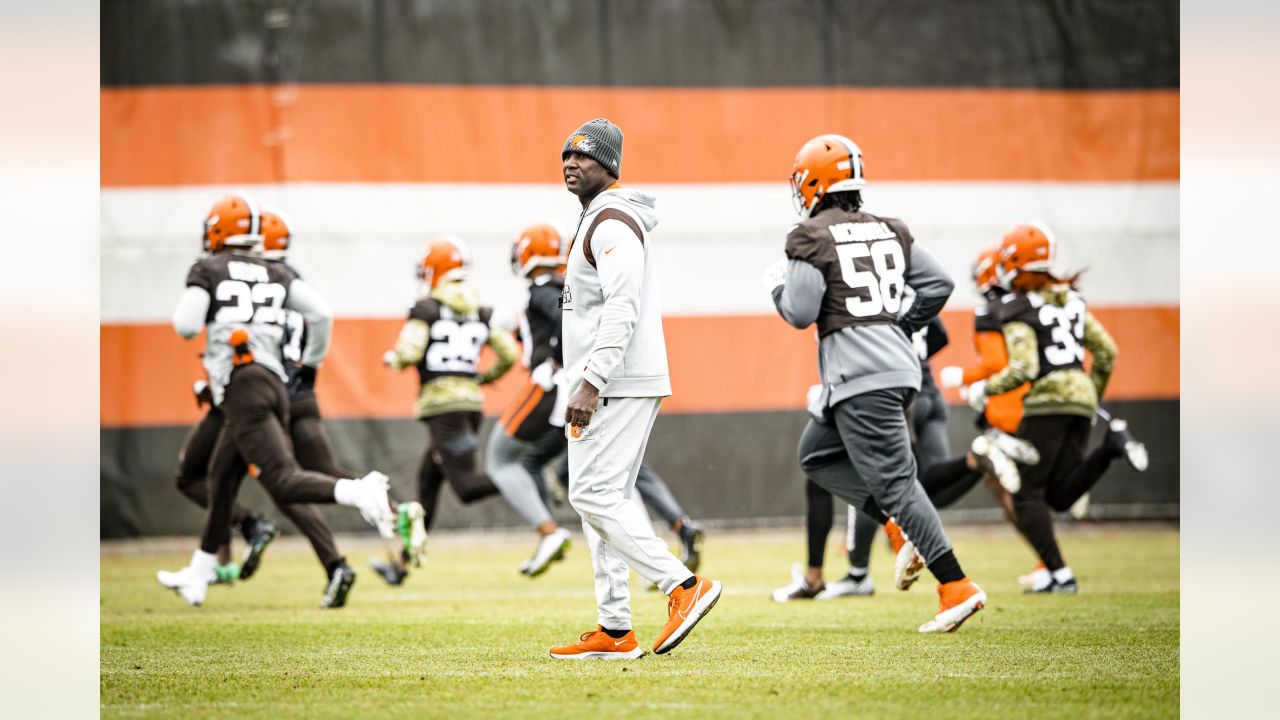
left=998, top=289, right=1088, bottom=378
left=973, top=293, right=1005, bottom=334
left=408, top=298, right=495, bottom=385
left=785, top=208, right=914, bottom=337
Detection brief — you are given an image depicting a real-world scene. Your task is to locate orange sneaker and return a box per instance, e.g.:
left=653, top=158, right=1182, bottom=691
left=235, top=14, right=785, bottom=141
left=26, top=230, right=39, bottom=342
left=652, top=576, right=722, bottom=655
left=885, top=519, right=924, bottom=591
left=918, top=578, right=987, bottom=633
left=549, top=626, right=644, bottom=660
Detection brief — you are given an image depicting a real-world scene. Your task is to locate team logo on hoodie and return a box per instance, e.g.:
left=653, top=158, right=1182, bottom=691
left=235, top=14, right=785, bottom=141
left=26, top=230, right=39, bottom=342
left=569, top=134, right=595, bottom=153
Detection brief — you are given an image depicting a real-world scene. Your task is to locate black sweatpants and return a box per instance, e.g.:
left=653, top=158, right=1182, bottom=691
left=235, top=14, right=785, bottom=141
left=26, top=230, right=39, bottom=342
left=1013, top=414, right=1118, bottom=570
left=200, top=364, right=342, bottom=563
left=419, top=411, right=500, bottom=529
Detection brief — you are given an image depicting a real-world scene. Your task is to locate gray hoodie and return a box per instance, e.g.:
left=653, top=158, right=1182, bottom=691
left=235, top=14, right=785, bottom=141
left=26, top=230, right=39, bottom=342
left=561, top=187, right=671, bottom=399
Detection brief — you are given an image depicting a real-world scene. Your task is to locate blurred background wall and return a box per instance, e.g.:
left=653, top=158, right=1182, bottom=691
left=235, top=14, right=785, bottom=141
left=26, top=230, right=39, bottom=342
left=100, top=0, right=1178, bottom=537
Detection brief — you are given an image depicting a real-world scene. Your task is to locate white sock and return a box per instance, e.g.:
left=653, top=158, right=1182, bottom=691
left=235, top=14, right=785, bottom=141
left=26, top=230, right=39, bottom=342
left=333, top=478, right=359, bottom=507
left=190, top=549, right=217, bottom=574
left=1052, top=566, right=1075, bottom=584
left=847, top=566, right=868, bottom=579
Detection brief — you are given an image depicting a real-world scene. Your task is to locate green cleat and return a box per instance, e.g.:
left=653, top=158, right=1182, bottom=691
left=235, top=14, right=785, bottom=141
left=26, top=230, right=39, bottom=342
left=396, top=501, right=428, bottom=567
left=213, top=562, right=240, bottom=585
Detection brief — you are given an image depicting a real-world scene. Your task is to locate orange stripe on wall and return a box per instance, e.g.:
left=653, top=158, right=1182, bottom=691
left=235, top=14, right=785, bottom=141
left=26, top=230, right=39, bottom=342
left=101, top=307, right=1179, bottom=429
left=101, top=86, right=1178, bottom=187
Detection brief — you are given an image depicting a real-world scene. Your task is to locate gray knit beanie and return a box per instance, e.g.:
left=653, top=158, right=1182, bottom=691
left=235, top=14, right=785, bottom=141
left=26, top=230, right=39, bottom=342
left=562, top=118, right=623, bottom=177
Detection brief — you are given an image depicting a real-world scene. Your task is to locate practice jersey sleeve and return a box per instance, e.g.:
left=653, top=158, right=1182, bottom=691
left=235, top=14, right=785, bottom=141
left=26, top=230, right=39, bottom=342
left=172, top=286, right=211, bottom=339
left=481, top=325, right=520, bottom=384
left=282, top=279, right=333, bottom=368
left=771, top=259, right=826, bottom=329
left=1083, top=311, right=1118, bottom=400
left=963, top=330, right=1010, bottom=385
left=582, top=219, right=644, bottom=389
left=897, top=243, right=954, bottom=335
left=985, top=321, right=1039, bottom=396
left=923, top=316, right=949, bottom=358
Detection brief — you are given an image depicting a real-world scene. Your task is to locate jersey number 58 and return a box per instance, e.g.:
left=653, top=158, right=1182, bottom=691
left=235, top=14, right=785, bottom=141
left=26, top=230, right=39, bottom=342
left=836, top=240, right=906, bottom=318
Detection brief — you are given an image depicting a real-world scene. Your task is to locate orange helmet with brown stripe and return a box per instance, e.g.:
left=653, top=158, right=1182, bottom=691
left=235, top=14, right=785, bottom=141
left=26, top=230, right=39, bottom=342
left=790, top=134, right=866, bottom=219
left=259, top=209, right=293, bottom=260
left=418, top=234, right=471, bottom=289
left=997, top=223, right=1056, bottom=289
left=971, top=247, right=1002, bottom=294
left=511, top=223, right=564, bottom=278
left=202, top=192, right=262, bottom=253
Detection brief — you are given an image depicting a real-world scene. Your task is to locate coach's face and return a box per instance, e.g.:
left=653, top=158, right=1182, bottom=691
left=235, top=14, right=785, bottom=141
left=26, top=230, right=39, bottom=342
left=562, top=152, right=614, bottom=200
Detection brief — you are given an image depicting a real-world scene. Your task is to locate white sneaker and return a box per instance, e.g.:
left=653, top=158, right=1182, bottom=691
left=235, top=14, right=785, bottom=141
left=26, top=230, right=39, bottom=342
left=816, top=574, right=875, bottom=599
left=338, top=472, right=394, bottom=535
left=971, top=434, right=1021, bottom=494
left=771, top=563, right=824, bottom=602
left=1069, top=492, right=1091, bottom=520
left=522, top=528, right=571, bottom=577
left=894, top=540, right=926, bottom=591
left=157, top=552, right=217, bottom=606
left=986, top=429, right=1040, bottom=465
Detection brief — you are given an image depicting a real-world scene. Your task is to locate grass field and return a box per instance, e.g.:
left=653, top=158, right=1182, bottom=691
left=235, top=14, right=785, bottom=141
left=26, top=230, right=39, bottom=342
left=101, top=523, right=1178, bottom=719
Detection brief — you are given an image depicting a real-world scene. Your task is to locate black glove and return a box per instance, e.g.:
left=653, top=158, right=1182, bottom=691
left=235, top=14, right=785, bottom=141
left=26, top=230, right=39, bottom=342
left=288, top=364, right=318, bottom=397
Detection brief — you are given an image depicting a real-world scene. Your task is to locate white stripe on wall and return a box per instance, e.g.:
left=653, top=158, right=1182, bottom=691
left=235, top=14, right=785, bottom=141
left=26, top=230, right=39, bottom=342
left=101, top=181, right=1178, bottom=322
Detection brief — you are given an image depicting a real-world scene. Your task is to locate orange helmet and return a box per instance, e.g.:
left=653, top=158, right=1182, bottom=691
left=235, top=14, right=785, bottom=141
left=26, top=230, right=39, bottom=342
left=997, top=223, right=1056, bottom=288
left=417, top=235, right=471, bottom=289
left=971, top=247, right=1001, bottom=294
left=511, top=223, right=564, bottom=277
left=790, top=133, right=866, bottom=219
left=202, top=192, right=262, bottom=253
left=259, top=209, right=293, bottom=260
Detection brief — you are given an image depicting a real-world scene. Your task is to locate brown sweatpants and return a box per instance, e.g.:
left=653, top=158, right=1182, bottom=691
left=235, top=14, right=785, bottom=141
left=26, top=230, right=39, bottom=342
left=174, top=406, right=253, bottom=531
left=200, top=364, right=344, bottom=571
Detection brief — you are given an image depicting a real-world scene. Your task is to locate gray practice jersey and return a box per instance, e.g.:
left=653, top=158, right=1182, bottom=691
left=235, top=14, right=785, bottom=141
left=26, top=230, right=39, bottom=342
left=772, top=206, right=954, bottom=408
left=174, top=250, right=332, bottom=406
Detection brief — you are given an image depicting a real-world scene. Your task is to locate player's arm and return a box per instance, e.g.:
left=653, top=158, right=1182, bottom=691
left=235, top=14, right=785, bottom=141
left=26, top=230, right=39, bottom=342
left=580, top=220, right=644, bottom=390
left=384, top=318, right=429, bottom=371
left=480, top=327, right=519, bottom=385
left=282, top=279, right=333, bottom=368
left=984, top=321, right=1038, bottom=395
left=172, top=287, right=211, bottom=339
left=1082, top=311, right=1118, bottom=399
left=770, top=259, right=825, bottom=329
left=923, top=316, right=949, bottom=358
left=962, top=331, right=1010, bottom=385
left=897, top=244, right=954, bottom=335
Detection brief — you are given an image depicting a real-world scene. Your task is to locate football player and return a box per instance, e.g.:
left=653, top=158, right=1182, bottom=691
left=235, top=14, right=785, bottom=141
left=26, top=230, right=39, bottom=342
left=374, top=235, right=519, bottom=584
left=157, top=193, right=396, bottom=607
left=767, top=134, right=985, bottom=632
left=969, top=223, right=1146, bottom=593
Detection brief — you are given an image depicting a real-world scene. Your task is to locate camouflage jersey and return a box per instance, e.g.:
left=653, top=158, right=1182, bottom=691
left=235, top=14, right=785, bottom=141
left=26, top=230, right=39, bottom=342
left=386, top=280, right=519, bottom=419
left=985, top=284, right=1117, bottom=419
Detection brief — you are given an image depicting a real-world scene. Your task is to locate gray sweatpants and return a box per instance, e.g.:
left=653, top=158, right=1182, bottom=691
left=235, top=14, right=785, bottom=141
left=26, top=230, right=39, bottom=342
left=485, top=430, right=555, bottom=528
left=800, top=387, right=954, bottom=564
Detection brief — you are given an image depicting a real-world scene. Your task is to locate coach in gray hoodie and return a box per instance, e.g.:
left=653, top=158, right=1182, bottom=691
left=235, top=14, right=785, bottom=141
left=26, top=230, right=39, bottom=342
left=548, top=118, right=722, bottom=662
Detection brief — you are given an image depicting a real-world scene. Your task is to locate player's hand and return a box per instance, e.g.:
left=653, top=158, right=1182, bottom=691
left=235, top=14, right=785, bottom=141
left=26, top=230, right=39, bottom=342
left=966, top=380, right=987, bottom=412
left=530, top=361, right=556, bottom=390
left=564, top=379, right=601, bottom=429
left=381, top=349, right=398, bottom=369
left=193, top=379, right=212, bottom=408
left=289, top=365, right=318, bottom=396
left=939, top=366, right=964, bottom=389
left=762, top=258, right=788, bottom=292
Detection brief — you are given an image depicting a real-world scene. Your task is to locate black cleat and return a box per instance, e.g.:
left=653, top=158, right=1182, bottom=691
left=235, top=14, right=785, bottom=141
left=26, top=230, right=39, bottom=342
left=370, top=558, right=407, bottom=587
left=1024, top=577, right=1080, bottom=594
left=678, top=520, right=705, bottom=574
left=321, top=562, right=357, bottom=608
left=1105, top=418, right=1149, bottom=472
left=238, top=515, right=278, bottom=581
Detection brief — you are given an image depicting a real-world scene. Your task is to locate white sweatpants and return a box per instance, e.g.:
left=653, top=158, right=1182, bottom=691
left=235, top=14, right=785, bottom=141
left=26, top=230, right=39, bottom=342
left=567, top=396, right=691, bottom=630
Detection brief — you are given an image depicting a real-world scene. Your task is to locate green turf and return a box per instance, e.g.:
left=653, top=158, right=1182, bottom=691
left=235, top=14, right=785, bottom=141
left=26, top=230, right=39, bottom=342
left=101, top=524, right=1178, bottom=719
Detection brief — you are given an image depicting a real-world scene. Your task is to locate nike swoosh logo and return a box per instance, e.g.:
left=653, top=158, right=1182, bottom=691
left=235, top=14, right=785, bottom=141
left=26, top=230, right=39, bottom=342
left=678, top=586, right=703, bottom=619
left=613, top=639, right=627, bottom=646
left=603, top=247, right=616, bottom=255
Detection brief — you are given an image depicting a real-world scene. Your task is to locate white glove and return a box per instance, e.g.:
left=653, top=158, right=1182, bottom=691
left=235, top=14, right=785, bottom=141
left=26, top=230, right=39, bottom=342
left=382, top=349, right=398, bottom=369
left=939, top=366, right=964, bottom=389
left=966, top=380, right=987, bottom=412
left=805, top=384, right=823, bottom=408
left=762, top=258, right=788, bottom=292
left=530, top=361, right=556, bottom=390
